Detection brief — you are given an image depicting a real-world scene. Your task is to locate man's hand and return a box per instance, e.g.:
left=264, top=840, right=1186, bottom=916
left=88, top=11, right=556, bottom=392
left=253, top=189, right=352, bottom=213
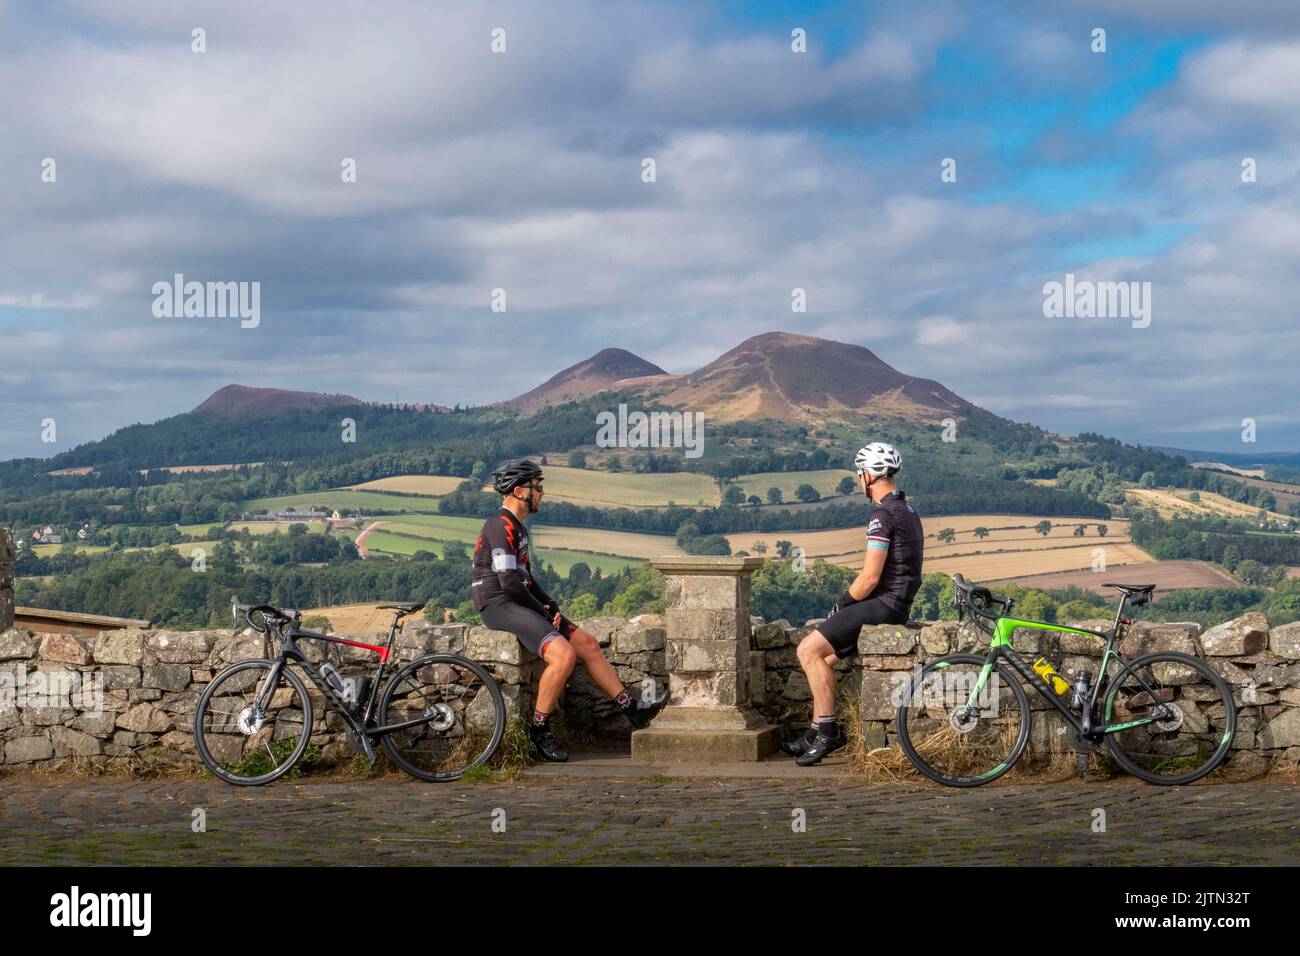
left=548, top=605, right=563, bottom=629
left=830, top=590, right=857, bottom=616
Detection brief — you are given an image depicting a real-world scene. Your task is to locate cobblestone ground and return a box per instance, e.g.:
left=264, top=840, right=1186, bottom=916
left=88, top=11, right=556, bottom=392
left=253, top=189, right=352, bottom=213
left=2, top=772, right=1296, bottom=866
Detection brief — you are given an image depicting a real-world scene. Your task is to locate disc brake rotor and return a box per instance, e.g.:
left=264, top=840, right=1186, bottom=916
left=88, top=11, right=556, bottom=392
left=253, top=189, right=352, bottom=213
left=949, top=708, right=979, bottom=734
left=236, top=707, right=265, bottom=736
left=1152, top=703, right=1184, bottom=733
left=425, top=702, right=456, bottom=732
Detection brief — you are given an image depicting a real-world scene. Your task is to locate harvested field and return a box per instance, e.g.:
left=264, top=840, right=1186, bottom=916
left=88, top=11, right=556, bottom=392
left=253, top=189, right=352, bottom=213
left=993, top=559, right=1241, bottom=596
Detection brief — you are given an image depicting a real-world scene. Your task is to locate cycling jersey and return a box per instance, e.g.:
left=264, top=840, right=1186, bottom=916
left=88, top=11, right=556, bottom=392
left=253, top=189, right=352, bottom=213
left=864, top=489, right=924, bottom=611
left=471, top=507, right=558, bottom=616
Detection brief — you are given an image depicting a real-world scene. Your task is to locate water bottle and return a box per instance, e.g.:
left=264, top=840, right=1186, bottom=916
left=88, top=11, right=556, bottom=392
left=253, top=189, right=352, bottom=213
left=1031, top=657, right=1070, bottom=695
left=1071, top=670, right=1092, bottom=711
left=320, top=661, right=347, bottom=697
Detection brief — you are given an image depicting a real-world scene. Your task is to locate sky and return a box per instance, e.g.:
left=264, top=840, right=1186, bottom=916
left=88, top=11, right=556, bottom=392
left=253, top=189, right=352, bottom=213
left=2, top=0, right=1298, bottom=460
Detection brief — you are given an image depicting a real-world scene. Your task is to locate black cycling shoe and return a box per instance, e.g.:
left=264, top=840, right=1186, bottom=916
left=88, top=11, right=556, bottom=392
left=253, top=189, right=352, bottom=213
left=529, top=724, right=569, bottom=762
left=779, top=732, right=816, bottom=756
left=624, top=687, right=671, bottom=729
left=795, top=730, right=847, bottom=766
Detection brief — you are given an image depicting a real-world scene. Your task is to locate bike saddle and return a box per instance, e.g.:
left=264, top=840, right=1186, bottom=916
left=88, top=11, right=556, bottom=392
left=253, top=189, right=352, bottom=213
left=378, top=602, right=425, bottom=615
left=1103, top=583, right=1156, bottom=606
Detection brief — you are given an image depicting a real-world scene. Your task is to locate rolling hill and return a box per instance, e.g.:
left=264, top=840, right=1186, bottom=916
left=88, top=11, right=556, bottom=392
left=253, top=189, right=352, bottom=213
left=504, top=347, right=669, bottom=413
left=194, top=384, right=363, bottom=420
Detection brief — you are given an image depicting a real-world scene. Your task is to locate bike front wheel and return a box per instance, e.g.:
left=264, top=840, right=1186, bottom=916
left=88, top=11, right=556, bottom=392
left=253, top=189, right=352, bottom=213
left=1103, top=651, right=1236, bottom=785
left=193, top=659, right=314, bottom=786
left=896, top=653, right=1032, bottom=787
left=378, top=654, right=505, bottom=781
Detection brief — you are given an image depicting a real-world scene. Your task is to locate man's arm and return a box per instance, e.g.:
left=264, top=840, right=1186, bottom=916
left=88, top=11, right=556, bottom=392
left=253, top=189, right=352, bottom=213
left=527, top=576, right=560, bottom=616
left=847, top=546, right=887, bottom=601
left=845, top=509, right=893, bottom=601
left=484, top=515, right=552, bottom=616
left=497, top=567, right=551, bottom=616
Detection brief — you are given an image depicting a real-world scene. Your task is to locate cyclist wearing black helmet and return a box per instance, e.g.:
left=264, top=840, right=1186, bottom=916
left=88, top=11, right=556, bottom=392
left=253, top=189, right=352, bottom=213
left=784, top=441, right=924, bottom=766
left=472, top=458, right=669, bottom=761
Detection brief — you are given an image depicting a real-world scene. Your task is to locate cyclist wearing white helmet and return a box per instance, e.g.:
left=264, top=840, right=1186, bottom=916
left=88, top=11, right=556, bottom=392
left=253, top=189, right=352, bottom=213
left=784, top=441, right=924, bottom=765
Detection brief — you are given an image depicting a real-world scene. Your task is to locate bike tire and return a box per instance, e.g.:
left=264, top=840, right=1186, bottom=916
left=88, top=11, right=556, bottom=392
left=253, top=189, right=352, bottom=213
left=193, top=658, right=314, bottom=786
left=896, top=653, right=1032, bottom=788
left=378, top=654, right=506, bottom=781
left=1103, top=651, right=1236, bottom=786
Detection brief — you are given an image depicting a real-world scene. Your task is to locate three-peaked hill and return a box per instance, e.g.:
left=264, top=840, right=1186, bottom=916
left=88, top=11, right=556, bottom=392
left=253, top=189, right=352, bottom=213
left=506, top=332, right=979, bottom=424
left=22, top=332, right=1003, bottom=476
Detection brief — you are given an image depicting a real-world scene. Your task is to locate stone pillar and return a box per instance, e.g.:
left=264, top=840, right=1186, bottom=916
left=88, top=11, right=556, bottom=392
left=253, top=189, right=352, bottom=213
left=632, top=557, right=778, bottom=762
left=0, top=528, right=14, bottom=631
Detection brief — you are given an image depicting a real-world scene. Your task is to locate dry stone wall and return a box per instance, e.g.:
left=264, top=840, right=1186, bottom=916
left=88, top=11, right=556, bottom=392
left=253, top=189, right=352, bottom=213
left=2, top=609, right=1298, bottom=773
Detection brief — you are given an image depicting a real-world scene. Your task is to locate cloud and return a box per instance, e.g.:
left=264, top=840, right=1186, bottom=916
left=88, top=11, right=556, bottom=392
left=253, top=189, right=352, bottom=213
left=1, top=0, right=1298, bottom=459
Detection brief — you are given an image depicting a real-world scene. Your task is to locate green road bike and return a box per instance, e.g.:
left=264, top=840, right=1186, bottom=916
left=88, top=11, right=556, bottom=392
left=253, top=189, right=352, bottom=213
left=895, top=575, right=1236, bottom=787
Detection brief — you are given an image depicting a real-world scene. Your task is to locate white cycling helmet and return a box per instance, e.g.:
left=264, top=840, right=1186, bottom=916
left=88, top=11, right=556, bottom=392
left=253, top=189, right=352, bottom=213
left=854, top=442, right=901, bottom=478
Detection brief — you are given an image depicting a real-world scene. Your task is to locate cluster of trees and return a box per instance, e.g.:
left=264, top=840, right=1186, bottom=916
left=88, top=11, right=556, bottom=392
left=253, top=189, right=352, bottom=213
left=14, top=542, right=657, bottom=630
left=1130, top=516, right=1300, bottom=566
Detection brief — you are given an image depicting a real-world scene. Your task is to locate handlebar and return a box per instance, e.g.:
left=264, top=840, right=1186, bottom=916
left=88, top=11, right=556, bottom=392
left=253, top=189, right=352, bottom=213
left=951, top=573, right=1014, bottom=624
left=231, top=596, right=300, bottom=634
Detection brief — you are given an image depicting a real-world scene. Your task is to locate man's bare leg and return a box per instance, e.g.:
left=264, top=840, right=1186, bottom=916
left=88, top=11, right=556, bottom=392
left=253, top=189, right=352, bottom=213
left=797, top=630, right=840, bottom=720
left=568, top=628, right=625, bottom=697
left=534, top=636, right=576, bottom=713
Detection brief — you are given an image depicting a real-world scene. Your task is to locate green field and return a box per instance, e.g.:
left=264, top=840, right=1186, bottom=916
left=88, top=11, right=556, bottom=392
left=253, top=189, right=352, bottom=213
left=174, top=522, right=227, bottom=536
left=240, top=490, right=443, bottom=515
left=733, top=469, right=855, bottom=501
left=31, top=542, right=111, bottom=557
left=372, top=515, right=679, bottom=560
left=358, top=530, right=639, bottom=574
left=537, top=465, right=719, bottom=508
left=228, top=521, right=329, bottom=535
left=376, top=514, right=484, bottom=539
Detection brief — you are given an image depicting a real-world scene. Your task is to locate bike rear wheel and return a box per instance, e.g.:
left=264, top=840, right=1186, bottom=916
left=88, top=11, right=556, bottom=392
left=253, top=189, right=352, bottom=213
left=378, top=654, right=505, bottom=781
left=193, top=659, right=314, bottom=786
left=896, top=653, right=1031, bottom=787
left=1103, top=651, right=1236, bottom=785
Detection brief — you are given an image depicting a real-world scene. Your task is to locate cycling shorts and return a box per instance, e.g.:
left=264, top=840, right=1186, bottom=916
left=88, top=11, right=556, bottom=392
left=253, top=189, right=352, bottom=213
left=818, top=595, right=909, bottom=659
left=480, top=600, right=576, bottom=660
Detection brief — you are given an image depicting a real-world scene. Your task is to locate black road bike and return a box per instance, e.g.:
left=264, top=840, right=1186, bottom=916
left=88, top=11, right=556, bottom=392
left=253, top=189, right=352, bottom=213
left=193, top=598, right=505, bottom=785
left=895, top=575, right=1236, bottom=787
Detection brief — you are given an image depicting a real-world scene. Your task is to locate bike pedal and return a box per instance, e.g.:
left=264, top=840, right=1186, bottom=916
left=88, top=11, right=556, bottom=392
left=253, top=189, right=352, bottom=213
left=1076, top=751, right=1089, bottom=777
left=345, top=728, right=365, bottom=754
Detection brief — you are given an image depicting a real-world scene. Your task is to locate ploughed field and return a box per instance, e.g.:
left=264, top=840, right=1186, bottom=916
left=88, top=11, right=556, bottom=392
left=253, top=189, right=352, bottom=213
left=992, top=559, right=1241, bottom=595
left=727, top=516, right=1144, bottom=580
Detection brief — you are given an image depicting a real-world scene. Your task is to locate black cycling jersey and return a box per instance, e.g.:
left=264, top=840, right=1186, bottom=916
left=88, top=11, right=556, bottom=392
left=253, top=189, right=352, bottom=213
left=864, top=489, right=924, bottom=611
left=471, top=507, right=558, bottom=615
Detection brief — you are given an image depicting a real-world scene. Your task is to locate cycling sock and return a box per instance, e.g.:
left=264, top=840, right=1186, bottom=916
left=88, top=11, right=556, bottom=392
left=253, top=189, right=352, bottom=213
left=531, top=709, right=551, bottom=727
left=817, top=716, right=839, bottom=738
left=613, top=688, right=632, bottom=709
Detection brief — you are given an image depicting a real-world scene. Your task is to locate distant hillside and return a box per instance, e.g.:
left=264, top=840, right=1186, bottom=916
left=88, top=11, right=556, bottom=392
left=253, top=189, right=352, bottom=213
left=195, top=385, right=362, bottom=421
left=1149, top=446, right=1300, bottom=470
left=624, top=332, right=976, bottom=424
left=504, top=347, right=669, bottom=413
left=506, top=332, right=984, bottom=426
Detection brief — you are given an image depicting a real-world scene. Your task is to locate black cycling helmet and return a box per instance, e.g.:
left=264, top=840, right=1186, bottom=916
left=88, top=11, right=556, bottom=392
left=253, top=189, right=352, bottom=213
left=491, top=458, right=543, bottom=496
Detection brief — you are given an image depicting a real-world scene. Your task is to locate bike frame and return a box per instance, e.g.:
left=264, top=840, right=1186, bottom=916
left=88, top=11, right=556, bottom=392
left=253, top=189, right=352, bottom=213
left=950, top=594, right=1170, bottom=744
left=250, top=613, right=438, bottom=740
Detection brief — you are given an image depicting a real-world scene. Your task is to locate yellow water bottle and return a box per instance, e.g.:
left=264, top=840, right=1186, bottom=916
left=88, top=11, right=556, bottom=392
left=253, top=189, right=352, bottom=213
left=1032, top=657, right=1070, bottom=695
